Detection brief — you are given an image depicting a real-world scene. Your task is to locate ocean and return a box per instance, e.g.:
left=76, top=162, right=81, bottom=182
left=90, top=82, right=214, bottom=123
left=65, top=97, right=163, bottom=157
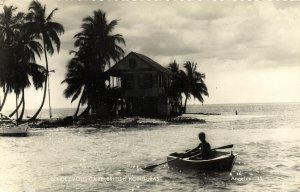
left=0, top=103, right=299, bottom=191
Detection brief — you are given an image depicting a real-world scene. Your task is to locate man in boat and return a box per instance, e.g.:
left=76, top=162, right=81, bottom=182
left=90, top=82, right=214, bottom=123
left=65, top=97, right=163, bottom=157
left=180, top=132, right=212, bottom=159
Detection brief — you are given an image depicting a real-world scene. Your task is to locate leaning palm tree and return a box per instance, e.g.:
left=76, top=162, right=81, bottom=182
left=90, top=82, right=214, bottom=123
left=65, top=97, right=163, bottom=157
left=182, top=61, right=209, bottom=113
left=25, top=0, right=64, bottom=120
left=65, top=10, right=125, bottom=115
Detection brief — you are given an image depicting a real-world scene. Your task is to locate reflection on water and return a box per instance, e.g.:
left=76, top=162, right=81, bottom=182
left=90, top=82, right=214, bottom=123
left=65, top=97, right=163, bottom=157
left=0, top=103, right=300, bottom=191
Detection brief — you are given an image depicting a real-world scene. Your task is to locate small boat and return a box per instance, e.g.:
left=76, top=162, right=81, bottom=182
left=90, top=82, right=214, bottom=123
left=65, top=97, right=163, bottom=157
left=0, top=113, right=29, bottom=136
left=167, top=151, right=236, bottom=172
left=0, top=124, right=28, bottom=136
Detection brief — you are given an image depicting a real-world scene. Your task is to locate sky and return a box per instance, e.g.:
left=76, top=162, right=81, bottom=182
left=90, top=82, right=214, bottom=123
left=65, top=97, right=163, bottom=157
left=1, top=0, right=300, bottom=110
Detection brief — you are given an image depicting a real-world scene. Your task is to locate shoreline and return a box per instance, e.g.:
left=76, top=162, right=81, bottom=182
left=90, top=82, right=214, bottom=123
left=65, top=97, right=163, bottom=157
left=27, top=116, right=206, bottom=129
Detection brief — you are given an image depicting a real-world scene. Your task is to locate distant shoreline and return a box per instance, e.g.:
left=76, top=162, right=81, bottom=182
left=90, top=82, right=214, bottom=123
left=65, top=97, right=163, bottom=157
left=2, top=101, right=300, bottom=112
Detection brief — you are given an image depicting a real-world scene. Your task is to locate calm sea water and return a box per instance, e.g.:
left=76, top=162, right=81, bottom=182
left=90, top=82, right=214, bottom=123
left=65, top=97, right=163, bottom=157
left=0, top=103, right=299, bottom=192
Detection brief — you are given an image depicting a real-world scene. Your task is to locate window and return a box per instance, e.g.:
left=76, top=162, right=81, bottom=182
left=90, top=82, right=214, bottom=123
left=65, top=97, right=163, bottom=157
left=122, top=74, right=134, bottom=89
left=129, top=58, right=136, bottom=68
left=138, top=73, right=153, bottom=89
left=158, top=74, right=163, bottom=88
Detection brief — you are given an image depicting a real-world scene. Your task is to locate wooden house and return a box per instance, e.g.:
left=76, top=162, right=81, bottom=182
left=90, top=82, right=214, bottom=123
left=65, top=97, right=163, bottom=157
left=106, top=52, right=171, bottom=117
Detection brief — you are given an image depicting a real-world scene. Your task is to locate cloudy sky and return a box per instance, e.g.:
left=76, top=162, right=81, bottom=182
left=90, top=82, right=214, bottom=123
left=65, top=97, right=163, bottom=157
left=1, top=0, right=300, bottom=110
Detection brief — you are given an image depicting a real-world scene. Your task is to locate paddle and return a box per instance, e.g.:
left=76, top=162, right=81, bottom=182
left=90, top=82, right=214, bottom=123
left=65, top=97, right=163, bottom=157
left=142, top=144, right=233, bottom=171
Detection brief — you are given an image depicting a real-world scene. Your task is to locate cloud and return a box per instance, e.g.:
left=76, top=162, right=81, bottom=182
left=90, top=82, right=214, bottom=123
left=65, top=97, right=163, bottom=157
left=125, top=30, right=200, bottom=57
left=5, top=0, right=300, bottom=68
left=1, top=0, right=300, bottom=107
left=175, top=1, right=236, bottom=21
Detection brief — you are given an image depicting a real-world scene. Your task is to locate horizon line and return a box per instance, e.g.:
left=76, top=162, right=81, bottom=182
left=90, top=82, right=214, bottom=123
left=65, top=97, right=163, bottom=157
left=2, top=101, right=300, bottom=111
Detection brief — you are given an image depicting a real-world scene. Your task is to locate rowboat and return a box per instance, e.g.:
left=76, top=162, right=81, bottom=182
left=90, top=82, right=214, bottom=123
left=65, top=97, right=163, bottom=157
left=0, top=113, right=29, bottom=136
left=167, top=151, right=236, bottom=172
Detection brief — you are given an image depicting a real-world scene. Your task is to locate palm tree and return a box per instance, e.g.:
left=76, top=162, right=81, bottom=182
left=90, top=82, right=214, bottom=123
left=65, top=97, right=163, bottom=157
left=0, top=44, right=14, bottom=112
left=10, top=27, right=46, bottom=121
left=167, top=61, right=208, bottom=114
left=167, top=62, right=178, bottom=113
left=25, top=0, right=64, bottom=120
left=182, top=61, right=209, bottom=113
left=0, top=5, right=24, bottom=111
left=0, top=4, right=46, bottom=121
left=167, top=61, right=186, bottom=114
left=64, top=10, right=125, bottom=116
left=74, top=10, right=125, bottom=69
left=0, top=45, right=11, bottom=111
left=62, top=55, right=89, bottom=117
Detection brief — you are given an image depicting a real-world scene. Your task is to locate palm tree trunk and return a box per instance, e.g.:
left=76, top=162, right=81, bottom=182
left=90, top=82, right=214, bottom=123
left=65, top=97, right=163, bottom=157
left=0, top=88, right=9, bottom=112
left=15, top=93, right=19, bottom=121
left=184, top=95, right=188, bottom=114
left=29, top=40, right=49, bottom=121
left=18, top=89, right=25, bottom=122
left=179, top=95, right=183, bottom=113
left=9, top=93, right=23, bottom=117
left=29, top=78, right=47, bottom=121
left=79, top=105, right=90, bottom=117
left=74, top=90, right=85, bottom=117
left=47, top=72, right=52, bottom=118
left=180, top=96, right=183, bottom=107
left=74, top=100, right=81, bottom=117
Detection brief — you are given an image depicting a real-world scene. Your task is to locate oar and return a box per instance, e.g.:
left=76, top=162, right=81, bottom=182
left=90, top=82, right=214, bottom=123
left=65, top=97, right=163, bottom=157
left=142, top=144, right=234, bottom=171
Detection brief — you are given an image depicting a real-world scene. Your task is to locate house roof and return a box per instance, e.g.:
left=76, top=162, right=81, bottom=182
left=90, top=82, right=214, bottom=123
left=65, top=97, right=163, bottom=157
left=106, top=52, right=171, bottom=76
left=132, top=52, right=170, bottom=74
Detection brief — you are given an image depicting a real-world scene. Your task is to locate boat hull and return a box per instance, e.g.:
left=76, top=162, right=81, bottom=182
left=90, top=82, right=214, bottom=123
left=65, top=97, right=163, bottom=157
left=167, top=151, right=236, bottom=172
left=0, top=124, right=29, bottom=137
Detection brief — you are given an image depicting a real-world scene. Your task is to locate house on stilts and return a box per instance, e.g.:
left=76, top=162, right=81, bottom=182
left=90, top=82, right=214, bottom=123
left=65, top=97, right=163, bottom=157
left=106, top=52, right=172, bottom=117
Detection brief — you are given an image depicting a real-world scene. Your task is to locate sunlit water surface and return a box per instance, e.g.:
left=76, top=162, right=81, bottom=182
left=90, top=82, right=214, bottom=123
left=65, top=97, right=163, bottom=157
left=0, top=103, right=299, bottom=192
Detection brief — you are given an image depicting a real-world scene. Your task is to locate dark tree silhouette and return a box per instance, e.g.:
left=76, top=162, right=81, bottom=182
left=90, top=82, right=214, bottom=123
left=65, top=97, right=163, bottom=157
left=0, top=4, right=46, bottom=121
left=0, top=5, right=24, bottom=111
left=63, top=10, right=125, bottom=116
left=182, top=61, right=208, bottom=113
left=168, top=61, right=208, bottom=114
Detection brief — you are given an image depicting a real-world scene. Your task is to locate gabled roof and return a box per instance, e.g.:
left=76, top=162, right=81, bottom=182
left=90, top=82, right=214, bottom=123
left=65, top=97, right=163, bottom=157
left=106, top=52, right=171, bottom=76
left=132, top=52, right=170, bottom=74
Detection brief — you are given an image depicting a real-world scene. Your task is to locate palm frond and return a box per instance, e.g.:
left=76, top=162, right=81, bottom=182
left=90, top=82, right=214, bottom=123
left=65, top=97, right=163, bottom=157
left=27, top=63, right=46, bottom=89
left=43, top=32, right=54, bottom=55
left=46, top=8, right=58, bottom=21
left=47, top=27, right=61, bottom=52
left=46, top=21, right=64, bottom=34
left=71, top=87, right=82, bottom=103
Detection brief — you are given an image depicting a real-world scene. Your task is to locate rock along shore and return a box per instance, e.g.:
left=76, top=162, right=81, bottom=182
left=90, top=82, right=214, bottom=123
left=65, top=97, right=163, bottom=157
left=28, top=116, right=206, bottom=129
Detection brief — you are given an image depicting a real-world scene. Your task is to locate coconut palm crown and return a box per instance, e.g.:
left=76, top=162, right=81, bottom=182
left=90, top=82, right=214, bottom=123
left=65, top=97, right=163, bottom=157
left=74, top=10, right=125, bottom=70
